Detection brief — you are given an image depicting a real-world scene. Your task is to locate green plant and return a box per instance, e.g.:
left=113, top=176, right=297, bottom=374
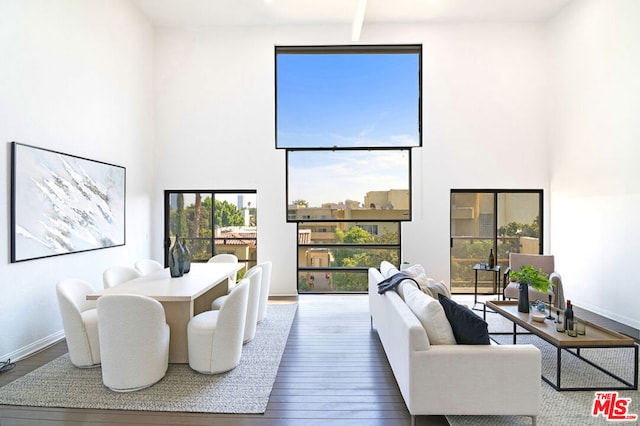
left=510, top=265, right=551, bottom=293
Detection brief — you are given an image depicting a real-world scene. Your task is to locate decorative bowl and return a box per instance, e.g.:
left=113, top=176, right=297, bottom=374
left=531, top=313, right=546, bottom=323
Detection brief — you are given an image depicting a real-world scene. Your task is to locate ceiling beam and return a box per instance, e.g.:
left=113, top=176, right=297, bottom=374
left=351, top=0, right=367, bottom=42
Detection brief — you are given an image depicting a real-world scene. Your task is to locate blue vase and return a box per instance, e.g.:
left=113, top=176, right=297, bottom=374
left=182, top=238, right=191, bottom=274
left=518, top=283, right=530, bottom=313
left=169, top=236, right=185, bottom=277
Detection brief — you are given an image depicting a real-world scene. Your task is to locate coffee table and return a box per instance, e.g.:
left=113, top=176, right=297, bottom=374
left=486, top=300, right=638, bottom=391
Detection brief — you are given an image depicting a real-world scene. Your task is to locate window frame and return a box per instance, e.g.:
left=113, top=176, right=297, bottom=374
left=296, top=221, right=402, bottom=294
left=449, top=189, right=544, bottom=295
left=285, top=147, right=413, bottom=223
left=275, top=44, right=423, bottom=150
left=276, top=44, right=422, bottom=293
left=163, top=189, right=257, bottom=267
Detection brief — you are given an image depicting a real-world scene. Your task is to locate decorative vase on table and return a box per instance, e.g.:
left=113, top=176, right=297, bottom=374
left=169, top=236, right=186, bottom=277
left=181, top=238, right=191, bottom=274
left=517, top=283, right=530, bottom=313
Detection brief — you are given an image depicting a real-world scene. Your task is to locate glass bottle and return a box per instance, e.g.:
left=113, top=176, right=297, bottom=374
left=564, top=300, right=574, bottom=333
left=488, top=249, right=495, bottom=269
left=556, top=310, right=565, bottom=332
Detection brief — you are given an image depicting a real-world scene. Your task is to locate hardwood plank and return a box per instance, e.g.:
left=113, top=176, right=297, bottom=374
left=0, top=295, right=449, bottom=426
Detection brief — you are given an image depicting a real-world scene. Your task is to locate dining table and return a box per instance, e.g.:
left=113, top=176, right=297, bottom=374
left=87, top=262, right=244, bottom=363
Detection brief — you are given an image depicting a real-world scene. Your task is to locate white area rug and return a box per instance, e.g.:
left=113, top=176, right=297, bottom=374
left=447, top=309, right=639, bottom=426
left=0, top=303, right=297, bottom=413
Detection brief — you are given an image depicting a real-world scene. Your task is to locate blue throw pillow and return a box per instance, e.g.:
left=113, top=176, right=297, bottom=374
left=437, top=293, right=490, bottom=345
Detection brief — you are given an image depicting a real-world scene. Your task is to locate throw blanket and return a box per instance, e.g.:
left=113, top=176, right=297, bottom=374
left=377, top=272, right=419, bottom=294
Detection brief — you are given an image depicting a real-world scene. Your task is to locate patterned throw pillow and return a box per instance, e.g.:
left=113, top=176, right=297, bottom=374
left=402, top=264, right=452, bottom=299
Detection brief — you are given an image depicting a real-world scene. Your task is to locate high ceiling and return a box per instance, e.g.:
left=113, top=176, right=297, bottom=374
left=131, top=0, right=573, bottom=28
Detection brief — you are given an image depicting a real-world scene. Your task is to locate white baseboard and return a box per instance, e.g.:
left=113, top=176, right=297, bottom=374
left=1, top=331, right=65, bottom=363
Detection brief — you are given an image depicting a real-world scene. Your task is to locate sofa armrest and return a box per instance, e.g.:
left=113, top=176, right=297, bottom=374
left=408, top=344, right=541, bottom=416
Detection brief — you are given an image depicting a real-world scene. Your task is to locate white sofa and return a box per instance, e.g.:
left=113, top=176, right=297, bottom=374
left=369, top=261, right=542, bottom=425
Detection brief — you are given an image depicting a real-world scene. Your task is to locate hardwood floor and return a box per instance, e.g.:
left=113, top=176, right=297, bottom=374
left=0, top=295, right=449, bottom=426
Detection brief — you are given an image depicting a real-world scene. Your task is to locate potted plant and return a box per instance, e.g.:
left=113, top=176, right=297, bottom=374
left=510, top=265, right=550, bottom=313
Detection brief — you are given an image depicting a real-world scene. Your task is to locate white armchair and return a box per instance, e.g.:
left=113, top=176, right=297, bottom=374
left=503, top=253, right=565, bottom=308
left=188, top=279, right=249, bottom=374
left=97, top=294, right=170, bottom=392
left=102, top=266, right=142, bottom=289
left=56, top=279, right=101, bottom=368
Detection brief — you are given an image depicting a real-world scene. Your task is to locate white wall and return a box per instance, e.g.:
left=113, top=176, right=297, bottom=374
left=152, top=23, right=549, bottom=295
left=9, top=1, right=635, bottom=361
left=547, top=0, right=640, bottom=329
left=0, top=0, right=154, bottom=360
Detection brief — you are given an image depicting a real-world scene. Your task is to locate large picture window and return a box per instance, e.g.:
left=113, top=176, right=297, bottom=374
left=287, top=149, right=411, bottom=222
left=276, top=45, right=421, bottom=293
left=276, top=45, right=421, bottom=149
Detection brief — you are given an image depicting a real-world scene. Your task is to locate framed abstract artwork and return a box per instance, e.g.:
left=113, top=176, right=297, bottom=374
left=10, top=142, right=126, bottom=262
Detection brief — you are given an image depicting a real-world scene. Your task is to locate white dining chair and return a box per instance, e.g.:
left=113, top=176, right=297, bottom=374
left=207, top=254, right=239, bottom=290
left=56, top=279, right=101, bottom=368
left=211, top=265, right=262, bottom=344
left=103, top=266, right=142, bottom=289
left=256, top=261, right=272, bottom=323
left=134, top=259, right=164, bottom=275
left=97, top=294, right=170, bottom=392
left=188, top=279, right=249, bottom=374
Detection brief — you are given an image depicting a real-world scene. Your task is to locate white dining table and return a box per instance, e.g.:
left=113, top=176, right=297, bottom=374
left=87, top=262, right=244, bottom=363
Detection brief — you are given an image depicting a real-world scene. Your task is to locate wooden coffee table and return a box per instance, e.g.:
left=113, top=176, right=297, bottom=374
left=486, top=300, right=638, bottom=391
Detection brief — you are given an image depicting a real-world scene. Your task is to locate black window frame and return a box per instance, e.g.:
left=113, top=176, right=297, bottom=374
left=276, top=44, right=422, bottom=293
left=275, top=44, right=423, bottom=150
left=163, top=189, right=257, bottom=267
left=285, top=147, right=413, bottom=223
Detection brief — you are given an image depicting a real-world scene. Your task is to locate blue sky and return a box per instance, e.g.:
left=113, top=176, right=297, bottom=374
left=276, top=52, right=420, bottom=148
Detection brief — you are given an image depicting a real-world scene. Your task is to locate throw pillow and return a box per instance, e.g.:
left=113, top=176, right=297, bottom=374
left=396, top=279, right=419, bottom=301
left=402, top=265, right=452, bottom=299
left=402, top=264, right=428, bottom=285
left=421, top=278, right=452, bottom=299
left=404, top=285, right=456, bottom=345
left=437, top=293, right=490, bottom=345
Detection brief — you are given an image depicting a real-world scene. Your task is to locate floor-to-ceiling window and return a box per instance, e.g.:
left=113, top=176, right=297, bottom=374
left=450, top=189, right=542, bottom=295
left=276, top=45, right=421, bottom=293
left=164, top=190, right=257, bottom=278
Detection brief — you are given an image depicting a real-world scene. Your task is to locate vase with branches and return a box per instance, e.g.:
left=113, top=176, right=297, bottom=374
left=510, top=265, right=550, bottom=313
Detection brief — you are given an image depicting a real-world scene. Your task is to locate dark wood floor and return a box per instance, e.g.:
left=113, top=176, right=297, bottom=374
left=0, top=295, right=449, bottom=426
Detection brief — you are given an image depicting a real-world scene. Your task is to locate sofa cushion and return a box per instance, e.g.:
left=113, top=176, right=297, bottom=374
left=437, top=294, right=490, bottom=345
left=404, top=285, right=456, bottom=345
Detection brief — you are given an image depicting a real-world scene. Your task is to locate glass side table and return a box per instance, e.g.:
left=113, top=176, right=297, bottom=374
left=472, top=263, right=501, bottom=311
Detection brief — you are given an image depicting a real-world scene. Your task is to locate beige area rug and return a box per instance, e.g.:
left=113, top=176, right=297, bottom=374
left=447, top=310, right=639, bottom=426
left=0, top=303, right=297, bottom=413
